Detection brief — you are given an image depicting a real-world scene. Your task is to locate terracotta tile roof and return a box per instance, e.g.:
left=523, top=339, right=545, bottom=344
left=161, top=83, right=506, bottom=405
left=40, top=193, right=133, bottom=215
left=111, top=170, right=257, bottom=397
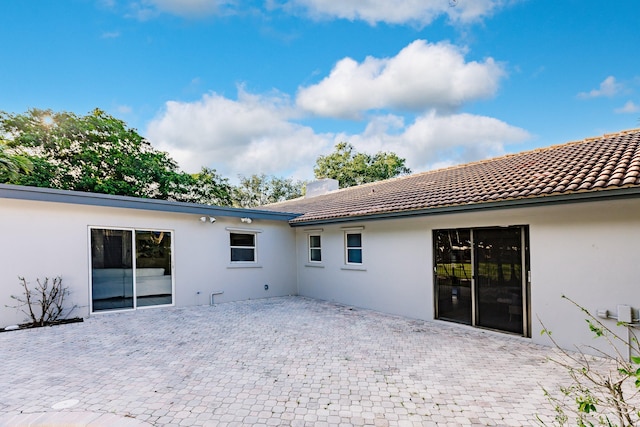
left=263, top=129, right=640, bottom=224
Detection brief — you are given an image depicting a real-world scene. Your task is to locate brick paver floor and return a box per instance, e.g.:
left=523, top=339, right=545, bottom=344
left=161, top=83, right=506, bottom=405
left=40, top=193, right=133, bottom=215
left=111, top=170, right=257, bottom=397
left=0, top=296, right=569, bottom=426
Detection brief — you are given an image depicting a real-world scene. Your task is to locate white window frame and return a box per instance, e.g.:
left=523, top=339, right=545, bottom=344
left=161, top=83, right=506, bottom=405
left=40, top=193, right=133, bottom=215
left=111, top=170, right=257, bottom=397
left=225, top=227, right=263, bottom=268
left=229, top=231, right=258, bottom=263
left=88, top=226, right=175, bottom=314
left=344, top=230, right=363, bottom=266
left=303, top=228, right=324, bottom=268
left=308, top=234, right=322, bottom=263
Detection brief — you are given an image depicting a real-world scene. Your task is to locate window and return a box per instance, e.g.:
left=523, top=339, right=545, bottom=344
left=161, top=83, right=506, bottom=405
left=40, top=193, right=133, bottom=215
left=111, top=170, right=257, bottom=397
left=345, top=232, right=362, bottom=264
left=309, top=234, right=322, bottom=262
left=433, top=226, right=530, bottom=337
left=90, top=228, right=173, bottom=312
left=230, top=232, right=256, bottom=262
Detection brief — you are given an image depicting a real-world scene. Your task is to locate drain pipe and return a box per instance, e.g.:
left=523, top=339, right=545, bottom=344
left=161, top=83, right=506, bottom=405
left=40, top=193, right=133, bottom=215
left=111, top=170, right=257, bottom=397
left=210, top=291, right=224, bottom=305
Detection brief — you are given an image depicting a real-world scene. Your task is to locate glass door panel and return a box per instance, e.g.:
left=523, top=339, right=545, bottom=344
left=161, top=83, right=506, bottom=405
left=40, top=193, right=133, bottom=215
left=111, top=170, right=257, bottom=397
left=91, top=229, right=134, bottom=311
left=474, top=228, right=523, bottom=334
left=135, top=231, right=173, bottom=307
left=434, top=229, right=472, bottom=325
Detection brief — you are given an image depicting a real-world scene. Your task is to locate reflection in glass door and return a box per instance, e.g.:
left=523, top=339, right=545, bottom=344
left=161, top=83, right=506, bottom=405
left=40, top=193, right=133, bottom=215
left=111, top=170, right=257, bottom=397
left=434, top=229, right=472, bottom=325
left=91, top=229, right=134, bottom=311
left=434, top=227, right=528, bottom=336
left=474, top=228, right=524, bottom=334
left=135, top=231, right=173, bottom=307
left=91, top=228, right=173, bottom=312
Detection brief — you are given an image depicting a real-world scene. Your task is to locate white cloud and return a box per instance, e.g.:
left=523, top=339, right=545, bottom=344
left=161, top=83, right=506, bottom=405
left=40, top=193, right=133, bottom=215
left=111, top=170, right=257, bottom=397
left=101, top=31, right=121, bottom=39
left=99, top=0, right=116, bottom=8
left=116, top=105, right=133, bottom=114
left=341, top=111, right=531, bottom=172
left=614, top=100, right=640, bottom=114
left=129, top=0, right=237, bottom=19
left=146, top=89, right=334, bottom=180
left=296, top=40, right=505, bottom=118
left=146, top=39, right=527, bottom=182
left=124, top=0, right=515, bottom=24
left=277, top=0, right=511, bottom=26
left=577, top=76, right=622, bottom=99
left=148, top=94, right=530, bottom=180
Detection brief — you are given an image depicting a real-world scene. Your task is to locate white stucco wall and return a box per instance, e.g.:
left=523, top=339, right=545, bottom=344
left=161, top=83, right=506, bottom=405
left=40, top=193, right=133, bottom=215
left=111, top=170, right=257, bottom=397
left=3, top=193, right=638, bottom=353
left=294, top=198, right=640, bottom=352
left=528, top=199, right=640, bottom=353
left=295, top=218, right=433, bottom=320
left=0, top=198, right=297, bottom=327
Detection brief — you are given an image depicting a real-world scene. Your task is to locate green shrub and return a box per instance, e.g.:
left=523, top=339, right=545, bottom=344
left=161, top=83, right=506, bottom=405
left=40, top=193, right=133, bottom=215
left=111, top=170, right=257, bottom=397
left=539, top=295, right=640, bottom=426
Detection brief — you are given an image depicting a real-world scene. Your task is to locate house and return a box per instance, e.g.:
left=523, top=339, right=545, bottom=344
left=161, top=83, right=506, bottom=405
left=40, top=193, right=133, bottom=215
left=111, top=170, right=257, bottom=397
left=261, top=128, right=640, bottom=353
left=0, top=186, right=299, bottom=326
left=2, top=129, right=639, bottom=353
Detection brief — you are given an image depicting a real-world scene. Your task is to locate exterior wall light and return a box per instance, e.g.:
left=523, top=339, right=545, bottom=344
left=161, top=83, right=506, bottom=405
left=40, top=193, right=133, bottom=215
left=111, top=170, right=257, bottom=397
left=241, top=217, right=252, bottom=224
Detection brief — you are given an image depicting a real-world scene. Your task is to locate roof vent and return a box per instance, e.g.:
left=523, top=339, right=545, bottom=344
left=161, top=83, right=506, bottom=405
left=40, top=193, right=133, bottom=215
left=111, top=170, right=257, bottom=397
left=305, top=178, right=339, bottom=198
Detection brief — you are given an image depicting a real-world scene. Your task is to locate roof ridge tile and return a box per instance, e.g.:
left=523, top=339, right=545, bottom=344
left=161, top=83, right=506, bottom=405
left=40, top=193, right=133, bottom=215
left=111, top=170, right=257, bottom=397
left=261, top=128, right=640, bottom=223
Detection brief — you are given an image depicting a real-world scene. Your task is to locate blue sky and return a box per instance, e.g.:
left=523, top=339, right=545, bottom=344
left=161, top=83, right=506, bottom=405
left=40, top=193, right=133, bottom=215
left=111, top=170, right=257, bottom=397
left=2, top=0, right=639, bottom=182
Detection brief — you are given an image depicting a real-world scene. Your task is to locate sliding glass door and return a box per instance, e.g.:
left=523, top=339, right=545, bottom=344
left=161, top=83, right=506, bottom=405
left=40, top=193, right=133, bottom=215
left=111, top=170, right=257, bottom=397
left=90, top=228, right=173, bottom=312
left=91, top=229, right=134, bottom=311
left=474, top=228, right=524, bottom=334
left=434, top=226, right=529, bottom=336
left=135, top=231, right=173, bottom=308
left=434, top=229, right=472, bottom=325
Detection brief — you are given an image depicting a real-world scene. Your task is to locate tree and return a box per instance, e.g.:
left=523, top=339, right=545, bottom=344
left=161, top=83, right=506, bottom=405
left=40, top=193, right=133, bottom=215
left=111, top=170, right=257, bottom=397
left=0, top=108, right=230, bottom=203
left=182, top=167, right=233, bottom=206
left=539, top=295, right=640, bottom=426
left=232, top=174, right=305, bottom=208
left=0, top=140, right=32, bottom=183
left=8, top=276, right=76, bottom=327
left=313, top=142, right=411, bottom=188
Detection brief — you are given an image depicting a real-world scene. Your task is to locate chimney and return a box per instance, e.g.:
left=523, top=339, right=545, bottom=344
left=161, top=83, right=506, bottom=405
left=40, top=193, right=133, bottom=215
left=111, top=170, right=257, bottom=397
left=305, top=178, right=339, bottom=198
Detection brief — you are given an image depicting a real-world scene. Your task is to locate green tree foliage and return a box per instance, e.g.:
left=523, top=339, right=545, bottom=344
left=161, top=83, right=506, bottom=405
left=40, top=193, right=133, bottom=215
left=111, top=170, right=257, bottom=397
left=233, top=173, right=305, bottom=208
left=0, top=140, right=32, bottom=183
left=185, top=167, right=233, bottom=206
left=313, top=142, right=411, bottom=188
left=539, top=295, right=640, bottom=427
left=0, top=108, right=231, bottom=204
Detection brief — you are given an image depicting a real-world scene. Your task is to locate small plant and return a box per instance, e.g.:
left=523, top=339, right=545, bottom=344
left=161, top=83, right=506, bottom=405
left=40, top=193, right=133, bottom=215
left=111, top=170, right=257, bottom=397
left=8, top=276, right=75, bottom=327
left=538, top=295, right=640, bottom=427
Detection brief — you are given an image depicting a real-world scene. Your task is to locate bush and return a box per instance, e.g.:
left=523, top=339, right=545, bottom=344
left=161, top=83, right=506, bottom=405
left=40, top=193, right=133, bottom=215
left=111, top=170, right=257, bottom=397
left=8, top=276, right=76, bottom=327
left=538, top=295, right=640, bottom=426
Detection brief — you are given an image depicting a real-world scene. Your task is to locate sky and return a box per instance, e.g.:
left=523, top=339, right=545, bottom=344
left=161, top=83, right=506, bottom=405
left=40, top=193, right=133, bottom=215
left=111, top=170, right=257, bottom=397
left=1, top=0, right=639, bottom=182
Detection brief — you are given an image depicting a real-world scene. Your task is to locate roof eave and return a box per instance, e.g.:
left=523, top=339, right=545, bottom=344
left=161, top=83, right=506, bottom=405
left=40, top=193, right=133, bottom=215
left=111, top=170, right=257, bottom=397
left=0, top=184, right=301, bottom=222
left=288, top=186, right=640, bottom=226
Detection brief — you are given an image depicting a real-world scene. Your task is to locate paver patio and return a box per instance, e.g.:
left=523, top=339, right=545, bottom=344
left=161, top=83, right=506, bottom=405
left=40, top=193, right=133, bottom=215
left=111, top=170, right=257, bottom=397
left=0, top=296, right=570, bottom=426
